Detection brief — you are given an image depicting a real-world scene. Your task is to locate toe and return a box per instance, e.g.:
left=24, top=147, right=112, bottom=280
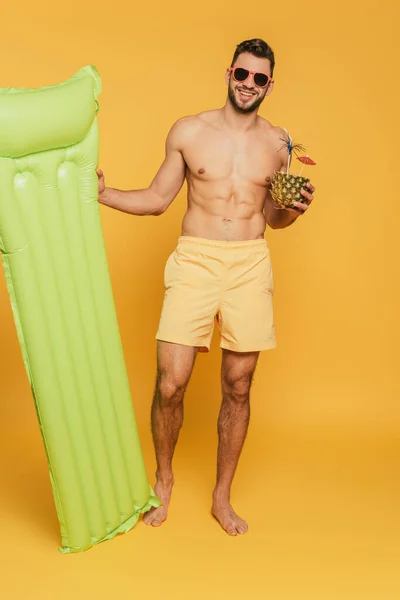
left=152, top=519, right=162, bottom=527
left=144, top=509, right=164, bottom=527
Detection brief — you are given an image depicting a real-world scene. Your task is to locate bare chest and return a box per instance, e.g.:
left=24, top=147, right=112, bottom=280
left=183, top=128, right=282, bottom=187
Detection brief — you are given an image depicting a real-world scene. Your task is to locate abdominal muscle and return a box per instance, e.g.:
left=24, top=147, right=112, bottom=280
left=181, top=184, right=268, bottom=242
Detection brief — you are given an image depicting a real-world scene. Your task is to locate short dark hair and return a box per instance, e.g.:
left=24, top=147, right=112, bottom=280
left=231, top=39, right=275, bottom=76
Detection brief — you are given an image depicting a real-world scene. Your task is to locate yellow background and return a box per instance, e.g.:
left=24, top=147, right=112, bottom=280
left=0, top=0, right=399, bottom=598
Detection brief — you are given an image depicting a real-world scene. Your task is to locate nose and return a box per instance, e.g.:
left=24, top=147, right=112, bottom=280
left=242, top=73, right=256, bottom=88
left=243, top=78, right=255, bottom=89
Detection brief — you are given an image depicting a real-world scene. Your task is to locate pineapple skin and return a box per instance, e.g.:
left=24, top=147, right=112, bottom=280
left=270, top=172, right=310, bottom=208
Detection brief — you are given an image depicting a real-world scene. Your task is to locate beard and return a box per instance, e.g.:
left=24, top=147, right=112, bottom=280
left=228, top=84, right=265, bottom=114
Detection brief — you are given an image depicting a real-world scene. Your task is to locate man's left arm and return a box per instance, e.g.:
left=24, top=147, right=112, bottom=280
left=264, top=181, right=316, bottom=229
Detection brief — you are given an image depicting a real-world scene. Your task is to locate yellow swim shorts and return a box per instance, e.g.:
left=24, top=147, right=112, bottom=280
left=156, top=236, right=277, bottom=353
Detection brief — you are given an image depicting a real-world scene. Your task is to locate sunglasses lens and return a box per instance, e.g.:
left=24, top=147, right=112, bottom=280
left=254, top=73, right=269, bottom=87
left=233, top=68, right=249, bottom=82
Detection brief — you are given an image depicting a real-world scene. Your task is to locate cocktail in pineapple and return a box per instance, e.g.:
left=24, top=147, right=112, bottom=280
left=270, top=129, right=316, bottom=209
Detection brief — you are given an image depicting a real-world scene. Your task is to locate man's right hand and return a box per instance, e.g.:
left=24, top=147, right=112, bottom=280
left=96, top=168, right=106, bottom=203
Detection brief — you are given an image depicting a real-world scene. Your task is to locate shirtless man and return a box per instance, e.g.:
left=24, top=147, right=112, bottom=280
left=97, top=39, right=315, bottom=536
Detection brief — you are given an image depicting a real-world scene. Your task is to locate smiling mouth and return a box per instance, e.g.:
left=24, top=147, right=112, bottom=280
left=237, top=89, right=256, bottom=99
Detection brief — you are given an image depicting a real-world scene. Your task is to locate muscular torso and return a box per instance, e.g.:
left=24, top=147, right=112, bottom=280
left=179, top=110, right=285, bottom=241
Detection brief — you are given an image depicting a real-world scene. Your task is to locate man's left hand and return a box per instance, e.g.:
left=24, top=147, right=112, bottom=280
left=285, top=181, right=315, bottom=215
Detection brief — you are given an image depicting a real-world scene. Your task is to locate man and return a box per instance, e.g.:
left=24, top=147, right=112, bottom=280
left=97, top=38, right=315, bottom=536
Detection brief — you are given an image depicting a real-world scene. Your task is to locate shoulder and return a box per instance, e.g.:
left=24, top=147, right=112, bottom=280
left=273, top=125, right=287, bottom=140
left=258, top=117, right=286, bottom=142
left=196, top=109, right=222, bottom=124
left=272, top=125, right=288, bottom=155
left=167, top=115, right=206, bottom=149
left=259, top=119, right=290, bottom=163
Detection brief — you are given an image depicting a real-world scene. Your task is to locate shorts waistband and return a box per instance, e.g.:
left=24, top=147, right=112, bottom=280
left=177, top=236, right=268, bottom=250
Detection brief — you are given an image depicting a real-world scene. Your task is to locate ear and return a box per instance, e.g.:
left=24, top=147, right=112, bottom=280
left=265, top=79, right=275, bottom=97
left=225, top=68, right=231, bottom=86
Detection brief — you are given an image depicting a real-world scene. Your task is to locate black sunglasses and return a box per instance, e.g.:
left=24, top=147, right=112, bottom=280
left=229, top=67, right=272, bottom=89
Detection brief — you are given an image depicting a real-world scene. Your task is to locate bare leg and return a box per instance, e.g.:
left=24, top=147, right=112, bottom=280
left=144, top=341, right=197, bottom=526
left=212, top=349, right=259, bottom=536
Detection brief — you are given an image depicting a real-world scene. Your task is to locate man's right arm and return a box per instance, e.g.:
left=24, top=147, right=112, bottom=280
left=98, top=119, right=188, bottom=216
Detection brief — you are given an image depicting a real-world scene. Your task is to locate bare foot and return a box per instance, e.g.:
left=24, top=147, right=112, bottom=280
left=212, top=499, right=249, bottom=536
left=143, top=478, right=173, bottom=527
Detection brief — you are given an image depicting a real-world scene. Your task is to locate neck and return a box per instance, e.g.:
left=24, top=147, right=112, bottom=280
left=221, top=98, right=259, bottom=132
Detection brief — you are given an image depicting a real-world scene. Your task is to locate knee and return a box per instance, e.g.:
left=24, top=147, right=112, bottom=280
left=156, top=373, right=186, bottom=407
left=223, top=374, right=252, bottom=404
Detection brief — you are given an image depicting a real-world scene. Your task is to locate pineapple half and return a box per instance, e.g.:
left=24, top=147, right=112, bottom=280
left=270, top=171, right=310, bottom=209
